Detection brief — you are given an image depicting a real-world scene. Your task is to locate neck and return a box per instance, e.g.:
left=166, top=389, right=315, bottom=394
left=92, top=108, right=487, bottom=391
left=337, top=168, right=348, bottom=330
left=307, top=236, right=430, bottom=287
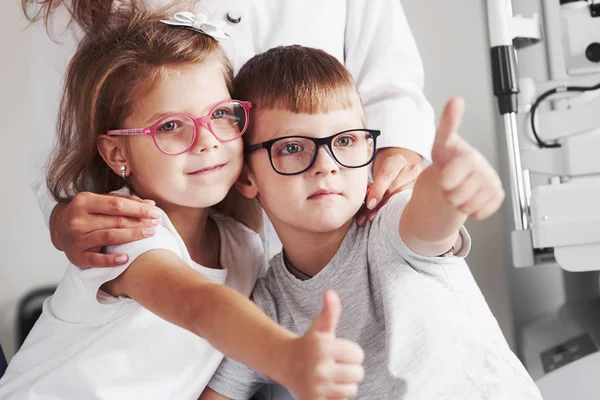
left=275, top=218, right=354, bottom=280
left=159, top=202, right=219, bottom=268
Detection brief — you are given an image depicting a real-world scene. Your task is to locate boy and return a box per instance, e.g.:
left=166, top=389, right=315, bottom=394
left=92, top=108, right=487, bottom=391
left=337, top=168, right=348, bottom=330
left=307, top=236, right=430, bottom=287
left=202, top=46, right=542, bottom=399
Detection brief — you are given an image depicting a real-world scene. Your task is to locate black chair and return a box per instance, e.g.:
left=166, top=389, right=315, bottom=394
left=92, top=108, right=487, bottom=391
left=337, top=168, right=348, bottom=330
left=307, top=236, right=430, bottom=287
left=16, top=287, right=56, bottom=350
left=0, top=343, right=7, bottom=378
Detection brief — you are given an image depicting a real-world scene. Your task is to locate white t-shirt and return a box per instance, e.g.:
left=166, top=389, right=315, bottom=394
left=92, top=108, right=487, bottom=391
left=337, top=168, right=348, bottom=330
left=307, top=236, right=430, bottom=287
left=0, top=204, right=264, bottom=400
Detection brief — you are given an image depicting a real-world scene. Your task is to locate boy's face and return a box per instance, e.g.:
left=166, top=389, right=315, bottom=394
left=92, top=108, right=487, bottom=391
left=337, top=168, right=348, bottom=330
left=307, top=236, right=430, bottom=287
left=242, top=106, right=369, bottom=234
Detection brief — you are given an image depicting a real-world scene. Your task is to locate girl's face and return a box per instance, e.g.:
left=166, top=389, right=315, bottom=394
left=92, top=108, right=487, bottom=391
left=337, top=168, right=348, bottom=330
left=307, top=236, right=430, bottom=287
left=122, top=62, right=243, bottom=211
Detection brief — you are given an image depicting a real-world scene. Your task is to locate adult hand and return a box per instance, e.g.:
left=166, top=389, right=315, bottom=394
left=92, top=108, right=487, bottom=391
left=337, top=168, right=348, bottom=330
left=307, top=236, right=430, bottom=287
left=50, top=192, right=162, bottom=268
left=357, top=148, right=423, bottom=225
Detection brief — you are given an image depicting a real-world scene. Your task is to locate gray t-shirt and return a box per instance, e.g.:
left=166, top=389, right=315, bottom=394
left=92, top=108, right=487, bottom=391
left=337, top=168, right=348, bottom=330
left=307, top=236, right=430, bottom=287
left=209, top=192, right=542, bottom=399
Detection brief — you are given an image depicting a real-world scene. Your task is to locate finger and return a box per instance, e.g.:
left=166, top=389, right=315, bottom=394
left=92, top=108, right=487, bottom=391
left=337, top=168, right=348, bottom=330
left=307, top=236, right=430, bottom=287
left=324, top=384, right=359, bottom=399
left=331, top=364, right=365, bottom=384
left=445, top=172, right=482, bottom=208
left=87, top=214, right=160, bottom=232
left=112, top=194, right=156, bottom=206
left=365, top=188, right=403, bottom=222
left=433, top=96, right=465, bottom=150
left=310, top=290, right=342, bottom=335
left=387, top=163, right=423, bottom=192
left=471, top=190, right=505, bottom=221
left=440, top=152, right=477, bottom=191
left=85, top=194, right=161, bottom=219
left=355, top=205, right=369, bottom=226
left=76, top=252, right=129, bottom=269
left=458, top=187, right=496, bottom=217
left=367, top=159, right=406, bottom=210
left=330, top=339, right=365, bottom=364
left=82, top=226, right=157, bottom=249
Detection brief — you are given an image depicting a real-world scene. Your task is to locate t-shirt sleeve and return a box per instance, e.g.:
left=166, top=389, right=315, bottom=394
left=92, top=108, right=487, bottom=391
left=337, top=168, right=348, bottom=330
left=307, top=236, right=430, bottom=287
left=208, top=284, right=275, bottom=399
left=371, top=190, right=471, bottom=269
left=49, top=223, right=182, bottom=323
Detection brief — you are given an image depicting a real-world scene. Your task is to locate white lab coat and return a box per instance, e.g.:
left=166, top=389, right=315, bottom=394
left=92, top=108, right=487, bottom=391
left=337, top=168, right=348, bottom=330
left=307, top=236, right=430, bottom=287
left=28, top=0, right=435, bottom=228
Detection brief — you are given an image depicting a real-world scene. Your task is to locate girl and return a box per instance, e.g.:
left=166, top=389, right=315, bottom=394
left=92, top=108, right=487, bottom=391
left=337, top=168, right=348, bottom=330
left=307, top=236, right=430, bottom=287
left=0, top=7, right=363, bottom=400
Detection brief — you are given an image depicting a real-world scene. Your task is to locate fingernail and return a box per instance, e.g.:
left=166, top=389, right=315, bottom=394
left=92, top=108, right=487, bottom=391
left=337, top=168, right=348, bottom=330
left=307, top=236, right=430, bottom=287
left=149, top=209, right=161, bottom=219
left=151, top=219, right=160, bottom=225
left=357, top=216, right=367, bottom=225
left=368, top=213, right=376, bottom=222
left=367, top=199, right=377, bottom=210
left=115, top=255, right=128, bottom=264
left=142, top=227, right=156, bottom=236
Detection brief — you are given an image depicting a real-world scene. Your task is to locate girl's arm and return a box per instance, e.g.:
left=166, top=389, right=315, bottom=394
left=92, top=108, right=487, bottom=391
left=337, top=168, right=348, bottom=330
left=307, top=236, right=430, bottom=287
left=102, top=250, right=364, bottom=399
left=399, top=98, right=505, bottom=256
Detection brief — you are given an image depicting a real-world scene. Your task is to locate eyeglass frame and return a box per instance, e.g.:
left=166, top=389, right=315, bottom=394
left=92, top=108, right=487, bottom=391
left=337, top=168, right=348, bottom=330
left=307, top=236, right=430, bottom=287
left=105, top=100, right=253, bottom=156
left=245, top=128, right=381, bottom=176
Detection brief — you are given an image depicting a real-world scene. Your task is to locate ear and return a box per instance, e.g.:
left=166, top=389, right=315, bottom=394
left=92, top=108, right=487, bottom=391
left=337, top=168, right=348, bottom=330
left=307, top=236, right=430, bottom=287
left=235, top=163, right=259, bottom=199
left=97, top=135, right=130, bottom=177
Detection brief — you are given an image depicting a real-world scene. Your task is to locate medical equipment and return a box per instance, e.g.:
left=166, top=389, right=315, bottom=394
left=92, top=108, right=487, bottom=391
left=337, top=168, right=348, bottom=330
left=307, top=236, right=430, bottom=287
left=486, top=0, right=600, bottom=398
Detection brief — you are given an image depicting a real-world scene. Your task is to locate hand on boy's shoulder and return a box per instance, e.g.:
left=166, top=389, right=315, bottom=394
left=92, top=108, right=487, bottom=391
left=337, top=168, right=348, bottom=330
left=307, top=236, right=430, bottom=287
left=431, top=97, right=505, bottom=221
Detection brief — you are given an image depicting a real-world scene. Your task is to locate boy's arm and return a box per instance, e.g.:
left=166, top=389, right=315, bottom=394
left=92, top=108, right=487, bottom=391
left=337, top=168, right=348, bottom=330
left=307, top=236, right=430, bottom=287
left=400, top=167, right=466, bottom=256
left=399, top=97, right=504, bottom=257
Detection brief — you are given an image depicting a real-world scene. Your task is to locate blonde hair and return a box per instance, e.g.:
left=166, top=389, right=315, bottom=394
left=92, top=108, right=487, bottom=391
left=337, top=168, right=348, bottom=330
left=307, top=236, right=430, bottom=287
left=233, top=45, right=365, bottom=141
left=46, top=5, right=261, bottom=231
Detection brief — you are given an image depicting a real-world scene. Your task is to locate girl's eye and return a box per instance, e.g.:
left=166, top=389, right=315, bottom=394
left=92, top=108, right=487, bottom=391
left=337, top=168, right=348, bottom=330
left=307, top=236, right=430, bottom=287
left=212, top=108, right=231, bottom=119
left=158, top=121, right=180, bottom=132
left=335, top=135, right=355, bottom=147
left=281, top=143, right=303, bottom=155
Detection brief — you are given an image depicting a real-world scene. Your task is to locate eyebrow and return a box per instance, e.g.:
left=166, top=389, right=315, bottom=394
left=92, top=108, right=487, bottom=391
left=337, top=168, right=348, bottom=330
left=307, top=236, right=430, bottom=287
left=143, top=112, right=175, bottom=126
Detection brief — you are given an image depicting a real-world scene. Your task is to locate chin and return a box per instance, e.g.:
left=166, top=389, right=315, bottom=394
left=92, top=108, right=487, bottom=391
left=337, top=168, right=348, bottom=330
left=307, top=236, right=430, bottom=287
left=302, top=210, right=355, bottom=233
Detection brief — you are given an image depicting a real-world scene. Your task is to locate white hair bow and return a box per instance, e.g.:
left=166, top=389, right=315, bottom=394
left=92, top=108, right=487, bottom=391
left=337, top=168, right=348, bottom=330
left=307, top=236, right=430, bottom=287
left=160, top=11, right=228, bottom=40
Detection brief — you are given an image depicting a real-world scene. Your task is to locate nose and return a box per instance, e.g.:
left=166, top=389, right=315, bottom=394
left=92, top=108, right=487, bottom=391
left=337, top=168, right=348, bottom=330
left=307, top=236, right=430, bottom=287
left=190, top=125, right=220, bottom=154
left=309, top=145, right=339, bottom=177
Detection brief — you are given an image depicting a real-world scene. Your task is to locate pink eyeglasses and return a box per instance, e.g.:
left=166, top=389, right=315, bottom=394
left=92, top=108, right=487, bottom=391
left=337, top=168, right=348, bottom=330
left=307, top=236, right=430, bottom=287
left=106, top=100, right=253, bottom=155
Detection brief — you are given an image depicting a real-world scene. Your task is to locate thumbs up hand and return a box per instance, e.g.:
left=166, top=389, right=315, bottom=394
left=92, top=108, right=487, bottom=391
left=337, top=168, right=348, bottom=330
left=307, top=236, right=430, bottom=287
left=287, top=290, right=364, bottom=400
left=431, top=97, right=504, bottom=221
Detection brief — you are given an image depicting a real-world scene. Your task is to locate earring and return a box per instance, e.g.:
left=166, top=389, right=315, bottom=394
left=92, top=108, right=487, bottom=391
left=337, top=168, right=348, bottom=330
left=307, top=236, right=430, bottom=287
left=120, top=165, right=127, bottom=178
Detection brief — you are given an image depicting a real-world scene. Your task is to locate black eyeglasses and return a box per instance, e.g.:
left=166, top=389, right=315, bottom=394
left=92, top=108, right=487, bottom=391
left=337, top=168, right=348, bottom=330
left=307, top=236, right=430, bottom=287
left=246, top=129, right=380, bottom=176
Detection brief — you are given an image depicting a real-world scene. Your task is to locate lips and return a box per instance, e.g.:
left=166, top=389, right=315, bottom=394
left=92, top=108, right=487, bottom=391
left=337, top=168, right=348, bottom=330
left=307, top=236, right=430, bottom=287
left=187, top=164, right=225, bottom=175
left=308, top=189, right=342, bottom=199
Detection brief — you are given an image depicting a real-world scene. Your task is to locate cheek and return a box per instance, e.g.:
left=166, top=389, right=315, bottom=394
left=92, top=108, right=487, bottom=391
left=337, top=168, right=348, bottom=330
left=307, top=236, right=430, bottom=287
left=346, top=169, right=369, bottom=199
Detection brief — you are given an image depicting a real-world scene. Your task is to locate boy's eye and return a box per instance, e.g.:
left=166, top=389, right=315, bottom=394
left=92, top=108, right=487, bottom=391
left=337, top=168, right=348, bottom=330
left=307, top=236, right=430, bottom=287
left=334, top=135, right=355, bottom=147
left=158, top=120, right=180, bottom=132
left=280, top=143, right=303, bottom=155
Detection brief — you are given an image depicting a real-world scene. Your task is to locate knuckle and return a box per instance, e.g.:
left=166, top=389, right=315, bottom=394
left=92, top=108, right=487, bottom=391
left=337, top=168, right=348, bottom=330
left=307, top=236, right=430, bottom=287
left=66, top=216, right=80, bottom=232
left=109, top=198, right=124, bottom=214
left=139, top=204, right=149, bottom=218
left=104, top=230, right=117, bottom=245
left=90, top=253, right=108, bottom=268
left=116, top=216, right=128, bottom=229
left=71, top=192, right=87, bottom=208
left=313, top=364, right=330, bottom=382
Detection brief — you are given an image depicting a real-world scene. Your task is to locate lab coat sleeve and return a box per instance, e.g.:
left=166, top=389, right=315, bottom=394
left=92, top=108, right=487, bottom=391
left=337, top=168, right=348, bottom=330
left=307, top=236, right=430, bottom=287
left=27, top=9, right=83, bottom=227
left=344, top=0, right=435, bottom=161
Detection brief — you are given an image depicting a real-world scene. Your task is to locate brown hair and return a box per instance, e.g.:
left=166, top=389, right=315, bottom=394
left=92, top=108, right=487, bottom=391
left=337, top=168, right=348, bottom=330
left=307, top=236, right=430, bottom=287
left=22, top=0, right=119, bottom=33
left=21, top=0, right=192, bottom=33
left=233, top=45, right=365, bottom=134
left=46, top=5, right=261, bottom=230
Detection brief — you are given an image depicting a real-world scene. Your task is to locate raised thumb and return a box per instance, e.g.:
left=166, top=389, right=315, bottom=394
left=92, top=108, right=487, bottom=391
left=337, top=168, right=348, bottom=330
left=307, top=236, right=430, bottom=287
left=309, top=290, right=341, bottom=335
left=433, top=96, right=465, bottom=156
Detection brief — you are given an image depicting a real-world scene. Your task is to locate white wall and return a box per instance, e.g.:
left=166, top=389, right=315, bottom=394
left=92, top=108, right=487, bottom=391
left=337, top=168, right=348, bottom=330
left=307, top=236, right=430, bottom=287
left=3, top=0, right=567, bottom=360
left=402, top=0, right=516, bottom=346
left=0, top=2, right=68, bottom=358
